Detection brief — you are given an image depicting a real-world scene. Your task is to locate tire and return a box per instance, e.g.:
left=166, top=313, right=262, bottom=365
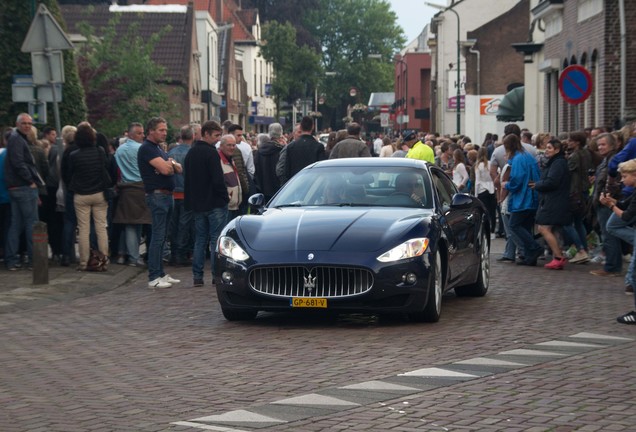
left=409, top=250, right=443, bottom=323
left=221, top=307, right=258, bottom=321
left=455, top=224, right=490, bottom=297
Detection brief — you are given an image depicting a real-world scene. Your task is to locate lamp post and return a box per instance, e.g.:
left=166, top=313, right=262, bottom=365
left=426, top=2, right=461, bottom=135
left=394, top=57, right=407, bottom=133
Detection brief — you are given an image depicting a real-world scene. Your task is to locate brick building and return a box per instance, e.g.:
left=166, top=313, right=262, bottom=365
left=531, top=0, right=636, bottom=132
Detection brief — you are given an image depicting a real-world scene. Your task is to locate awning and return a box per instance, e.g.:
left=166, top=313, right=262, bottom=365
left=368, top=92, right=395, bottom=108
left=496, top=86, right=524, bottom=122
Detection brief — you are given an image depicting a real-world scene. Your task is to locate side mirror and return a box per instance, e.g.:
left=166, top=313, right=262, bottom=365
left=450, top=193, right=473, bottom=209
left=248, top=193, right=265, bottom=208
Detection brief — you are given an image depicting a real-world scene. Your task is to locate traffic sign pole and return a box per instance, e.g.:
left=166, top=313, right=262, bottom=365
left=21, top=3, right=74, bottom=176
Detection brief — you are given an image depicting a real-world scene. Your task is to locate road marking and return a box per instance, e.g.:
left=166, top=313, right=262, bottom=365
left=399, top=367, right=478, bottom=378
left=272, top=394, right=359, bottom=406
left=570, top=332, right=633, bottom=341
left=535, top=341, right=604, bottom=348
left=172, top=422, right=250, bottom=431
left=340, top=381, right=421, bottom=391
left=173, top=332, right=634, bottom=430
left=192, top=410, right=286, bottom=424
left=454, top=357, right=527, bottom=367
left=498, top=349, right=567, bottom=356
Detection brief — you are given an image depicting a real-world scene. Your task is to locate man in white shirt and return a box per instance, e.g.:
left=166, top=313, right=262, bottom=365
left=373, top=133, right=383, bottom=156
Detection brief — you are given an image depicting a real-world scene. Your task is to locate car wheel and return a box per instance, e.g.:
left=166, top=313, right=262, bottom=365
left=455, top=224, right=490, bottom=297
left=221, top=307, right=258, bottom=321
left=409, top=250, right=443, bottom=323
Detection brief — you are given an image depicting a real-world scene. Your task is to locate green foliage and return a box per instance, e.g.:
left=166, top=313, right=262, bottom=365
left=260, top=21, right=322, bottom=117
left=243, top=0, right=321, bottom=49
left=0, top=0, right=86, bottom=128
left=305, top=0, right=406, bottom=128
left=76, top=12, right=178, bottom=138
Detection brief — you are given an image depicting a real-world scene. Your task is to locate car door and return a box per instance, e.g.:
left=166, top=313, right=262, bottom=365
left=430, top=168, right=474, bottom=285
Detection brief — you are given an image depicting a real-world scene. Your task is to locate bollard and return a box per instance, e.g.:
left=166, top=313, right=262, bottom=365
left=32, top=221, right=49, bottom=285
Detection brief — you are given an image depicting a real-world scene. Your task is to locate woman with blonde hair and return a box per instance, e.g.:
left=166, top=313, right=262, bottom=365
left=379, top=136, right=394, bottom=157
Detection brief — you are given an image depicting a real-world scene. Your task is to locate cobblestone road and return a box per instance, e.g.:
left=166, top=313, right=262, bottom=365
left=1, top=238, right=634, bottom=431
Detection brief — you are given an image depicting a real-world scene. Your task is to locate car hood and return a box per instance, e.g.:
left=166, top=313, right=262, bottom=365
left=237, top=208, right=433, bottom=252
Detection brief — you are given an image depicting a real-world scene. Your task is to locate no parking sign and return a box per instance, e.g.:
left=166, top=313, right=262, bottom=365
left=559, top=65, right=593, bottom=105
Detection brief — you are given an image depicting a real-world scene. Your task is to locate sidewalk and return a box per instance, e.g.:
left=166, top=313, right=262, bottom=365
left=0, top=262, right=145, bottom=314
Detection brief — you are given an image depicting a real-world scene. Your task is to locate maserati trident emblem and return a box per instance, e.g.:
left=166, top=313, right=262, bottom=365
left=303, top=274, right=316, bottom=292
left=307, top=253, right=314, bottom=260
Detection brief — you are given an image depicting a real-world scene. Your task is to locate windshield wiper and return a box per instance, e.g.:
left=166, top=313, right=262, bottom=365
left=315, top=202, right=369, bottom=207
left=273, top=202, right=303, bottom=208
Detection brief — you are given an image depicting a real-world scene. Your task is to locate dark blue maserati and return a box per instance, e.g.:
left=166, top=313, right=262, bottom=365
left=214, top=158, right=490, bottom=322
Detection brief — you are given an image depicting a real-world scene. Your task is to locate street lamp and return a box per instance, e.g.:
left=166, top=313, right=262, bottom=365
left=394, top=56, right=408, bottom=133
left=426, top=1, right=461, bottom=135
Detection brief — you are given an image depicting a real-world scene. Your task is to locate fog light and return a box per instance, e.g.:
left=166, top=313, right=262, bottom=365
left=402, top=273, right=417, bottom=284
left=222, top=271, right=233, bottom=283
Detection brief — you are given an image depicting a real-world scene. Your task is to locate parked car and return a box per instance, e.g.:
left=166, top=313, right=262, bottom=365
left=214, top=158, right=490, bottom=322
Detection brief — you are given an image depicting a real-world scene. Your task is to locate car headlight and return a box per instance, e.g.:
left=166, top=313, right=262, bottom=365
left=377, top=238, right=430, bottom=262
left=218, top=236, right=250, bottom=262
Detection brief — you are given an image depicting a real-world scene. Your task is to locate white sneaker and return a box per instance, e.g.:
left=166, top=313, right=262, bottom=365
left=149, top=277, right=172, bottom=289
left=161, top=274, right=181, bottom=284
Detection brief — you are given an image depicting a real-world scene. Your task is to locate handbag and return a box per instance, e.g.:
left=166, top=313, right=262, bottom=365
left=86, top=249, right=108, bottom=272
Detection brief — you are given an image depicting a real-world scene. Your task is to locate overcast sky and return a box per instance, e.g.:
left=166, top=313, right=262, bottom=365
left=388, top=0, right=437, bottom=45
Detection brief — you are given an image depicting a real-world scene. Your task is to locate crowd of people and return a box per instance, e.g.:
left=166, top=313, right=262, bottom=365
left=1, top=112, right=635, bottom=324
left=0, top=114, right=324, bottom=290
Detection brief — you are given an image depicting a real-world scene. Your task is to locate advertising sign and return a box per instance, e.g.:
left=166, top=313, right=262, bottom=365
left=446, top=68, right=466, bottom=111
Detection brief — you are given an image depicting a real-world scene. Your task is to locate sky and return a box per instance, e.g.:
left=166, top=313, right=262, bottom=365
left=388, top=0, right=438, bottom=45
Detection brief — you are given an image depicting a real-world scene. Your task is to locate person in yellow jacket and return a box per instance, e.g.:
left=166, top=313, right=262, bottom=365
left=404, top=130, right=435, bottom=164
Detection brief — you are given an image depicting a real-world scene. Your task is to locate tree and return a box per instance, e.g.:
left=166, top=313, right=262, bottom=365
left=0, top=0, right=86, bottom=128
left=75, top=11, right=178, bottom=138
left=259, top=21, right=322, bottom=119
left=243, top=0, right=321, bottom=49
left=305, top=0, right=405, bottom=129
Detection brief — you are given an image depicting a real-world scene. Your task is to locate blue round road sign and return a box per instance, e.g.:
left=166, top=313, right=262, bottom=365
left=559, top=65, right=593, bottom=105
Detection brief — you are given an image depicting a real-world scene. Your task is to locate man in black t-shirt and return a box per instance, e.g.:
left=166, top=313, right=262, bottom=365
left=138, top=117, right=182, bottom=289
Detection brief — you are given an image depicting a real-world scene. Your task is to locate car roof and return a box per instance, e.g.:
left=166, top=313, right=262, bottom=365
left=307, top=158, right=432, bottom=170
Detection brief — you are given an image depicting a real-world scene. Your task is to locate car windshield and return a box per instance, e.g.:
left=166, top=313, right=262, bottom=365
left=270, top=166, right=433, bottom=208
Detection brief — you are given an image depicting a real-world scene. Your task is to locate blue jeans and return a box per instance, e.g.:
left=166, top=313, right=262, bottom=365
left=192, top=206, right=228, bottom=281
left=124, top=224, right=142, bottom=261
left=606, top=212, right=636, bottom=245
left=501, top=212, right=523, bottom=260
left=509, top=210, right=541, bottom=260
left=606, top=212, right=636, bottom=286
left=6, top=186, right=39, bottom=268
left=562, top=213, right=587, bottom=250
left=597, top=206, right=622, bottom=273
left=145, top=193, right=173, bottom=281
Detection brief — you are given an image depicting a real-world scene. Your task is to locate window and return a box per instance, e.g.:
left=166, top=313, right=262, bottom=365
left=578, top=0, right=603, bottom=22
left=431, top=170, right=455, bottom=209
left=544, top=13, right=563, bottom=38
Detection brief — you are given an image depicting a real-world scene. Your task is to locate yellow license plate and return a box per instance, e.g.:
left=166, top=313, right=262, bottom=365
left=290, top=297, right=328, bottom=308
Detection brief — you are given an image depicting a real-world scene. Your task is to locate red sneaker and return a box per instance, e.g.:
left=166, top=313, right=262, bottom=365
left=544, top=257, right=567, bottom=270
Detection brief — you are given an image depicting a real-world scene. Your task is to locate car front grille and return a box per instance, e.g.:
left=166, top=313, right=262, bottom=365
left=249, top=266, right=374, bottom=298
